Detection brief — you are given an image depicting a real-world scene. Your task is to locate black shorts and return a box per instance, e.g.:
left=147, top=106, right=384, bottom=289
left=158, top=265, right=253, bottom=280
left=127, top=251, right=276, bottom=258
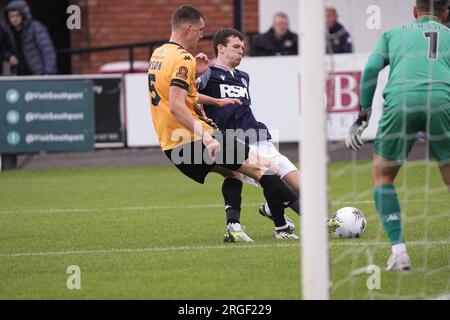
left=164, top=131, right=250, bottom=184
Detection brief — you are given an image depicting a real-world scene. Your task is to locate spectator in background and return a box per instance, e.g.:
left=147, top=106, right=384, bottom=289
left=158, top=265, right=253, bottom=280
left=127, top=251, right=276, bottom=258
left=326, top=6, right=353, bottom=54
left=250, top=12, right=298, bottom=56
left=3, top=0, right=57, bottom=75
left=0, top=23, right=7, bottom=75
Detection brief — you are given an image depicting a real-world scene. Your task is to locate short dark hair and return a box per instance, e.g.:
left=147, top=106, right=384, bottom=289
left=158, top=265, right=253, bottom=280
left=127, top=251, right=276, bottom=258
left=213, top=28, right=244, bottom=57
left=171, top=5, right=205, bottom=29
left=274, top=12, right=289, bottom=20
left=416, top=0, right=449, bottom=15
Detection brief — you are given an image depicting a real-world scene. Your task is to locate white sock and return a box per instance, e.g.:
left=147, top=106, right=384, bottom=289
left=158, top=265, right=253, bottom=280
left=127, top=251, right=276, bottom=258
left=264, top=203, right=272, bottom=216
left=229, top=222, right=242, bottom=232
left=392, top=243, right=407, bottom=256
left=275, top=224, right=288, bottom=231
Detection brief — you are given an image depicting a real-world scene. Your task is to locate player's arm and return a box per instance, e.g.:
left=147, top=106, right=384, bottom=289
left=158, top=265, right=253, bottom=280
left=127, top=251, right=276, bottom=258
left=197, top=93, right=243, bottom=107
left=346, top=33, right=389, bottom=151
left=195, top=53, right=210, bottom=78
left=169, top=86, right=202, bottom=135
left=196, top=66, right=211, bottom=90
left=360, top=60, right=388, bottom=111
left=170, top=57, right=207, bottom=137
left=195, top=65, right=242, bottom=107
left=169, top=86, right=220, bottom=159
left=192, top=101, right=218, bottom=129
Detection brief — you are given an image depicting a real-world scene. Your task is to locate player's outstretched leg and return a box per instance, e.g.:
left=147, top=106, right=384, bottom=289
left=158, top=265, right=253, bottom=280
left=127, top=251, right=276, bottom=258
left=212, top=167, right=254, bottom=242
left=258, top=203, right=296, bottom=229
left=258, top=172, right=298, bottom=239
left=237, top=151, right=298, bottom=240
left=222, top=177, right=254, bottom=243
left=373, top=154, right=411, bottom=271
left=258, top=157, right=299, bottom=229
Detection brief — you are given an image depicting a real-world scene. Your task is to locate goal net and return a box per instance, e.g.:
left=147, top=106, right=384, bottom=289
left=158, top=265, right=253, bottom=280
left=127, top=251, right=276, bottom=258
left=300, top=0, right=450, bottom=300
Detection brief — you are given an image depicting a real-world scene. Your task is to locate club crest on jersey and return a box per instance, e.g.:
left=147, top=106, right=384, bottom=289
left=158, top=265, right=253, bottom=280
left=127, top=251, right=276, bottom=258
left=176, top=66, right=188, bottom=80
left=241, top=77, right=248, bottom=87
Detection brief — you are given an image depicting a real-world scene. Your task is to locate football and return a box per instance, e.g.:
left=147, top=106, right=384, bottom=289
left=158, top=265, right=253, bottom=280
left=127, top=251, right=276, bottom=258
left=332, top=207, right=367, bottom=238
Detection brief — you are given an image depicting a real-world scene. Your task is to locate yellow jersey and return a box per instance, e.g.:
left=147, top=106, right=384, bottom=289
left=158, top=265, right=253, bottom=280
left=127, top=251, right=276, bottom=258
left=148, top=42, right=212, bottom=151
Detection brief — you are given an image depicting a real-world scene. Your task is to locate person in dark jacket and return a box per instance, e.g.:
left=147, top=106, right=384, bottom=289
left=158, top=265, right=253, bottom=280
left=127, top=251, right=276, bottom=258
left=445, top=5, right=450, bottom=27
left=326, top=6, right=353, bottom=54
left=250, top=12, right=298, bottom=56
left=3, top=0, right=57, bottom=75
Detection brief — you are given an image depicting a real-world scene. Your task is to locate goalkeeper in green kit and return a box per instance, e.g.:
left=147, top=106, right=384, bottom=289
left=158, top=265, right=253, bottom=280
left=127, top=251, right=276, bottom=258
left=346, top=0, right=450, bottom=271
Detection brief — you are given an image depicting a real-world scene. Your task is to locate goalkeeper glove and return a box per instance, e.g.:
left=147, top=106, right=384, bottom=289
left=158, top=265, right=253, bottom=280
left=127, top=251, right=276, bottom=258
left=345, top=109, right=371, bottom=151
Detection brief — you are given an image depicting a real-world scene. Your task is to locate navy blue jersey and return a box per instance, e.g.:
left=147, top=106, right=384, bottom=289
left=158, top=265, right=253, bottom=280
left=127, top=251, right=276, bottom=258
left=198, top=65, right=271, bottom=143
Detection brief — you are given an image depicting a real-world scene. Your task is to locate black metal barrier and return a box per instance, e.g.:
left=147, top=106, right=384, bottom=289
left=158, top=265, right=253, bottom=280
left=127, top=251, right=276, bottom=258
left=57, top=33, right=259, bottom=73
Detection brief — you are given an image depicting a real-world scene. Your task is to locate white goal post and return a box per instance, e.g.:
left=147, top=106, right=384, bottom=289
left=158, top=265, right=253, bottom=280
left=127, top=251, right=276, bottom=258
left=299, top=0, right=330, bottom=300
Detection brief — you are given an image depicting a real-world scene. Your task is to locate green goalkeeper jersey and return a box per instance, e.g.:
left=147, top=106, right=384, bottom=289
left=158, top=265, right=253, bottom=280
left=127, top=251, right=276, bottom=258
left=360, top=17, right=450, bottom=110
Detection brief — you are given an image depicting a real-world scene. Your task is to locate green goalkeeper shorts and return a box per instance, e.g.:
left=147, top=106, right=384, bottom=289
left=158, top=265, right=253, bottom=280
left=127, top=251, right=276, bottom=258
left=374, top=91, right=450, bottom=165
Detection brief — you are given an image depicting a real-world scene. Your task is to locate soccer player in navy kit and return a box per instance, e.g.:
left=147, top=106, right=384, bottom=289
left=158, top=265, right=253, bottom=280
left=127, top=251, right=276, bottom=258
left=197, top=28, right=302, bottom=242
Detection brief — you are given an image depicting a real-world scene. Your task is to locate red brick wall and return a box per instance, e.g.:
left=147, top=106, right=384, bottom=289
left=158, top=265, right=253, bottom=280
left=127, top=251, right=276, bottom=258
left=69, top=0, right=259, bottom=74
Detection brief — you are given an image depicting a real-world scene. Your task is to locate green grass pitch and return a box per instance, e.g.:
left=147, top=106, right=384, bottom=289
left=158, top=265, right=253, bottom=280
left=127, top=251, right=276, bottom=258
left=0, top=160, right=448, bottom=299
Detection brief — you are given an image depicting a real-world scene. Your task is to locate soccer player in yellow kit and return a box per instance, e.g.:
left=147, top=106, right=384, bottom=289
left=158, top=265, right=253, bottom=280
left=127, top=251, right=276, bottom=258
left=148, top=5, right=299, bottom=240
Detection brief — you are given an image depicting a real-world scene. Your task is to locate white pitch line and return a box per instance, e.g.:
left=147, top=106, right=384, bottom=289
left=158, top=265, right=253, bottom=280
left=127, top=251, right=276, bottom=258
left=330, top=240, right=449, bottom=246
left=432, top=294, right=450, bottom=300
left=0, top=199, right=448, bottom=215
left=0, top=204, right=230, bottom=215
left=0, top=240, right=447, bottom=259
left=0, top=243, right=299, bottom=258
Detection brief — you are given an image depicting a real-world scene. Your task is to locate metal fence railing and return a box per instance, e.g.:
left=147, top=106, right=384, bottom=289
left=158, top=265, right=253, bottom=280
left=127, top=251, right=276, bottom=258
left=58, top=32, right=259, bottom=73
